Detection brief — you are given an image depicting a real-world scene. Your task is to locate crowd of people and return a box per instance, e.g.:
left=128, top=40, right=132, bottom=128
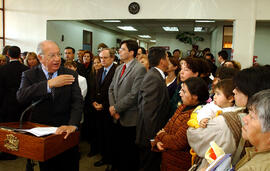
left=0, top=40, right=270, bottom=171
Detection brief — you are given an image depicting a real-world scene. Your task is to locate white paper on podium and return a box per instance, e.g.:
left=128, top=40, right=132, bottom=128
left=17, top=127, right=58, bottom=137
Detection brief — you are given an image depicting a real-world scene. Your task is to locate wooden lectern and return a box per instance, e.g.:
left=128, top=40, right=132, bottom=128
left=0, top=122, right=80, bottom=161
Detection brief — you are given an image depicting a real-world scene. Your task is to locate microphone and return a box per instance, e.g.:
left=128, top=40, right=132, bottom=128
left=19, top=99, right=43, bottom=129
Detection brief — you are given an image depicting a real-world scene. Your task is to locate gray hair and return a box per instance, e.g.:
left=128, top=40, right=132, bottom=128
left=247, top=89, right=270, bottom=132
left=100, top=48, right=115, bottom=58
left=36, top=40, right=58, bottom=56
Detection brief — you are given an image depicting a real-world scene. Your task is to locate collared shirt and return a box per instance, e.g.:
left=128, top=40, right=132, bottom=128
left=9, top=59, right=20, bottom=62
left=41, top=64, right=58, bottom=93
left=103, top=62, right=114, bottom=76
left=221, top=61, right=225, bottom=66
left=125, top=58, right=134, bottom=69
left=154, top=67, right=166, bottom=79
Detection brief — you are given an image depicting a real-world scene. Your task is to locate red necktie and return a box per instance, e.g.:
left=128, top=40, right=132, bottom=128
left=120, top=64, right=126, bottom=78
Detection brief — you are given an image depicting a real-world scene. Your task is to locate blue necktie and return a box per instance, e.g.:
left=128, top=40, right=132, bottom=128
left=101, top=69, right=107, bottom=83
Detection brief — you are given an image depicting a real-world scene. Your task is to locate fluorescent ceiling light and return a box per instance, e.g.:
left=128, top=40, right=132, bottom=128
left=117, top=26, right=137, bottom=31
left=150, top=40, right=156, bottom=43
left=195, top=20, right=215, bottom=23
left=138, top=35, right=151, bottom=38
left=162, top=27, right=179, bottom=32
left=103, top=20, right=121, bottom=23
left=194, top=27, right=203, bottom=32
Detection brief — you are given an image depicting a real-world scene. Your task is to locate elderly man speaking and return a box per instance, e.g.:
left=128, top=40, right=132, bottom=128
left=17, top=40, right=83, bottom=171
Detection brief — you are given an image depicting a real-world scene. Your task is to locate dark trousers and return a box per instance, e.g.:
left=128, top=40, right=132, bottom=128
left=84, top=106, right=99, bottom=153
left=138, top=146, right=161, bottom=171
left=112, top=121, right=139, bottom=171
left=39, top=146, right=79, bottom=171
left=97, top=110, right=113, bottom=163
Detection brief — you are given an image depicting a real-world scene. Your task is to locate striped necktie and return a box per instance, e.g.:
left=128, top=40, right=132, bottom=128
left=101, top=69, right=107, bottom=83
left=48, top=73, right=55, bottom=98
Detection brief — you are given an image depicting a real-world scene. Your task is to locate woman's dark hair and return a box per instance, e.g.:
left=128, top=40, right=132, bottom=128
left=2, top=45, right=11, bottom=55
left=184, top=77, right=209, bottom=104
left=183, top=58, right=201, bottom=76
left=168, top=56, right=180, bottom=76
left=233, top=66, right=270, bottom=98
left=216, top=66, right=238, bottom=80
left=183, top=57, right=209, bottom=77
left=173, top=49, right=180, bottom=54
left=83, top=50, right=94, bottom=60
left=198, top=58, right=211, bottom=75
left=138, top=47, right=146, bottom=54
left=167, top=51, right=172, bottom=57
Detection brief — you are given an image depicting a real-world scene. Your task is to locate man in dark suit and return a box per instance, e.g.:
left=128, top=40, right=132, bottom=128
left=17, top=40, right=83, bottom=171
left=0, top=46, right=29, bottom=160
left=0, top=46, right=29, bottom=123
left=109, top=40, right=146, bottom=171
left=91, top=48, right=117, bottom=171
left=136, top=47, right=170, bottom=171
left=217, top=50, right=228, bottom=66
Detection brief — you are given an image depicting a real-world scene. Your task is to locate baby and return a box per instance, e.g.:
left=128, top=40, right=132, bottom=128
left=188, top=79, right=238, bottom=128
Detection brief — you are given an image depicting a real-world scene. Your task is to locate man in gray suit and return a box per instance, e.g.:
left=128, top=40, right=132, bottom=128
left=136, top=47, right=170, bottom=171
left=109, top=40, right=146, bottom=171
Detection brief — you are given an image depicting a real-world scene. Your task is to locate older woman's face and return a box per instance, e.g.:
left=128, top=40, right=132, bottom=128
left=242, top=107, right=262, bottom=147
left=233, top=88, right=248, bottom=107
left=180, top=83, right=197, bottom=106
left=180, top=65, right=198, bottom=82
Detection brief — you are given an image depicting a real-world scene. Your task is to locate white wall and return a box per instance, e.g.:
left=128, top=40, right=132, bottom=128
left=211, top=26, right=223, bottom=64
left=156, top=33, right=211, bottom=57
left=254, top=23, right=270, bottom=65
left=47, top=21, right=131, bottom=56
left=4, top=0, right=270, bottom=68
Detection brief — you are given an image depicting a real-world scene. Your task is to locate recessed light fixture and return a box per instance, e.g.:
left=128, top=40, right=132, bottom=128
left=162, top=27, right=179, bottom=32
left=117, top=26, right=137, bottom=31
left=194, top=27, right=203, bottom=32
left=150, top=40, right=156, bottom=43
left=138, top=35, right=151, bottom=38
left=195, top=20, right=215, bottom=23
left=103, top=20, right=121, bottom=23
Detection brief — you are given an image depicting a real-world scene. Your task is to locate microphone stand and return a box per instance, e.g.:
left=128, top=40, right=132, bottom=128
left=19, top=99, right=42, bottom=129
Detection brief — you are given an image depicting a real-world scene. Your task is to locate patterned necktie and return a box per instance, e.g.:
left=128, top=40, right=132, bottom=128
left=48, top=73, right=55, bottom=98
left=120, top=64, right=126, bottom=78
left=101, top=69, right=107, bottom=83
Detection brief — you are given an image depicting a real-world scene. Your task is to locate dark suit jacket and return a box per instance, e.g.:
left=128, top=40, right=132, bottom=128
left=0, top=61, right=29, bottom=122
left=136, top=67, right=170, bottom=147
left=76, top=61, right=86, bottom=77
left=16, top=65, right=83, bottom=127
left=84, top=61, right=93, bottom=78
left=91, top=64, right=117, bottom=112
